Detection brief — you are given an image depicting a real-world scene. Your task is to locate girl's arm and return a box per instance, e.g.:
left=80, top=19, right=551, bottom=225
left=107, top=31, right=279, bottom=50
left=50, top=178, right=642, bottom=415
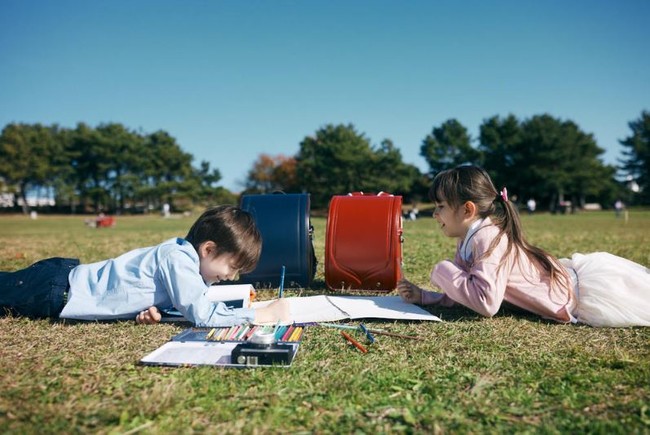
left=431, top=229, right=510, bottom=317
left=397, top=278, right=455, bottom=306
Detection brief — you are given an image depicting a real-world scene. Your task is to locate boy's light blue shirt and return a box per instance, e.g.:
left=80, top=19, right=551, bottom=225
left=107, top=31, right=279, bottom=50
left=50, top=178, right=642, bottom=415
left=59, top=237, right=255, bottom=326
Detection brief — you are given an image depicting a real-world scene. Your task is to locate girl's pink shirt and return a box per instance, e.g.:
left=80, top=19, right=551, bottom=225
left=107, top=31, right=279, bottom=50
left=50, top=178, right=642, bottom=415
left=423, top=218, right=576, bottom=323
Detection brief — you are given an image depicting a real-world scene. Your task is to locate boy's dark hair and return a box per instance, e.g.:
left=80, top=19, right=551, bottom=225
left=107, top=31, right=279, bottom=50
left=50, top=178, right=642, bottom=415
left=185, top=205, right=262, bottom=274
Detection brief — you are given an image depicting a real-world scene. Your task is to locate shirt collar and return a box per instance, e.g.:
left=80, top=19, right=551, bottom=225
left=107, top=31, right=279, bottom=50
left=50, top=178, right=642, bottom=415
left=459, top=218, right=485, bottom=262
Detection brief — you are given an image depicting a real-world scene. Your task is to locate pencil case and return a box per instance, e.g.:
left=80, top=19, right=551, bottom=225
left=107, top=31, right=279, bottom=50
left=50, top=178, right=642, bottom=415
left=172, top=325, right=306, bottom=343
left=324, top=192, right=403, bottom=291
left=238, top=192, right=318, bottom=288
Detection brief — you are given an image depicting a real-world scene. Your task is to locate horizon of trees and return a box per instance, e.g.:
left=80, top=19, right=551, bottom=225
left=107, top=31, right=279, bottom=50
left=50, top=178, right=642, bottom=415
left=1, top=111, right=648, bottom=214
left=244, top=111, right=649, bottom=210
left=0, top=122, right=236, bottom=214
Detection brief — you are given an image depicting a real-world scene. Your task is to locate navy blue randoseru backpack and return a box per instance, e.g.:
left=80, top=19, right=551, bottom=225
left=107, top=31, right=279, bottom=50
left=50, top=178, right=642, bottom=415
left=238, top=192, right=317, bottom=288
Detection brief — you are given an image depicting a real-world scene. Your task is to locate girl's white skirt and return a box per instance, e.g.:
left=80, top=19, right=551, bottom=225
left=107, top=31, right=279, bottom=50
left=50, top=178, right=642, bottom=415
left=561, top=252, right=650, bottom=327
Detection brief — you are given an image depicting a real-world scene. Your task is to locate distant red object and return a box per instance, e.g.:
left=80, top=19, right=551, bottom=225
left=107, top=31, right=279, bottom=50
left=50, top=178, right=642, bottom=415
left=96, top=215, right=115, bottom=228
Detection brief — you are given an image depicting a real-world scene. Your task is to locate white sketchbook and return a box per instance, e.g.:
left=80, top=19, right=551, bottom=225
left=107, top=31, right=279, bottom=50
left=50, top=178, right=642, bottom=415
left=161, top=284, right=255, bottom=320
left=252, top=295, right=441, bottom=324
left=162, top=284, right=441, bottom=324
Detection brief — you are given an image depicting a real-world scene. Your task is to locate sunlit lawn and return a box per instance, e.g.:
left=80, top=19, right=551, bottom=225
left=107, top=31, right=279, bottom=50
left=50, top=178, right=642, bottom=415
left=1, top=210, right=649, bottom=433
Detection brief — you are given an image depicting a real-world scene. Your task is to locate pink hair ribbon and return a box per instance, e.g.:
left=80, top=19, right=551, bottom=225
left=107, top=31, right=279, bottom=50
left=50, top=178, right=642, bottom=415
left=500, top=187, right=508, bottom=203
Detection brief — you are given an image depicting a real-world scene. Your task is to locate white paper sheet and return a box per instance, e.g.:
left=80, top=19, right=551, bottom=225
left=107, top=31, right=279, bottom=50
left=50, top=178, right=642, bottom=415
left=252, top=295, right=441, bottom=324
left=205, top=284, right=254, bottom=306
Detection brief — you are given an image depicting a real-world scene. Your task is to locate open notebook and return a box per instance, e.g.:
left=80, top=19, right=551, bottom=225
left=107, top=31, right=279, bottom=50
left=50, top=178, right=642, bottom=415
left=253, top=295, right=441, bottom=324
left=161, top=284, right=441, bottom=324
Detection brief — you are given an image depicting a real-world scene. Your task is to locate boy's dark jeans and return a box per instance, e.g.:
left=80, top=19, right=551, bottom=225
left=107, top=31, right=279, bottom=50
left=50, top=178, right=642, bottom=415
left=0, top=257, right=79, bottom=319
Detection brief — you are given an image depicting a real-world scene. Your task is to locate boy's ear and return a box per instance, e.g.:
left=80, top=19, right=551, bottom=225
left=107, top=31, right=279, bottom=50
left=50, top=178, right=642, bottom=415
left=198, top=241, right=217, bottom=258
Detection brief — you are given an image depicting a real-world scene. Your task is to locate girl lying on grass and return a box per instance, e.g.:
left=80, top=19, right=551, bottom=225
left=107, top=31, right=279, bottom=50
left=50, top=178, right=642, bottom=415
left=398, top=165, right=650, bottom=327
left=0, top=206, right=290, bottom=326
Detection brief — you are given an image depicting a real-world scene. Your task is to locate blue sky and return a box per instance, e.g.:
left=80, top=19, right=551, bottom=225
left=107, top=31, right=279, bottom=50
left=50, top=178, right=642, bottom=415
left=1, top=0, right=649, bottom=192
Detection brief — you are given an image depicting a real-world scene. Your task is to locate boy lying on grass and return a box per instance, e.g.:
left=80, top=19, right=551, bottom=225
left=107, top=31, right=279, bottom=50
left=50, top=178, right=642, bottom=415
left=0, top=206, right=289, bottom=327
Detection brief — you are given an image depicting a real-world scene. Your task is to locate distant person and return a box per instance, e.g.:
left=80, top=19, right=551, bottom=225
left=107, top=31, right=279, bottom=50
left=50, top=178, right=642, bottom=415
left=614, top=200, right=624, bottom=218
left=85, top=212, right=112, bottom=228
left=526, top=198, right=536, bottom=215
left=408, top=205, right=419, bottom=221
left=397, top=165, right=650, bottom=327
left=162, top=203, right=171, bottom=218
left=95, top=212, right=115, bottom=228
left=0, top=206, right=290, bottom=327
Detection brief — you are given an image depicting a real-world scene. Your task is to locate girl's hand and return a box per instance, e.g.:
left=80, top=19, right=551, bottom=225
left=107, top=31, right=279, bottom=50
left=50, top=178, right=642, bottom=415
left=253, top=298, right=291, bottom=324
left=135, top=306, right=162, bottom=324
left=397, top=279, right=423, bottom=304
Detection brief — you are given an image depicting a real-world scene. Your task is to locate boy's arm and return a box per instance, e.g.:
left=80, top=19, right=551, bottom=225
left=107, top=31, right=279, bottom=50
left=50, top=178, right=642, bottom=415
left=159, top=249, right=256, bottom=327
left=135, top=299, right=291, bottom=325
left=252, top=298, right=291, bottom=324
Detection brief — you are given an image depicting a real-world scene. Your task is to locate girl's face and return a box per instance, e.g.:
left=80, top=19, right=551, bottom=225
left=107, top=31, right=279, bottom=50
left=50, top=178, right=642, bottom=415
left=433, top=200, right=472, bottom=239
left=198, top=242, right=240, bottom=284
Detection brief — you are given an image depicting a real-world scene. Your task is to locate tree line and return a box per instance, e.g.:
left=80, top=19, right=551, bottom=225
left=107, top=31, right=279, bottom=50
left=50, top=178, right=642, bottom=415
left=0, top=122, right=234, bottom=214
left=1, top=111, right=648, bottom=214
left=244, top=111, right=649, bottom=210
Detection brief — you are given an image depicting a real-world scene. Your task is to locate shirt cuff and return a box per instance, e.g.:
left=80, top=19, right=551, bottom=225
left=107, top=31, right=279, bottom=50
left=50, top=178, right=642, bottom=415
left=233, top=307, right=256, bottom=324
left=421, top=290, right=445, bottom=305
left=198, top=305, right=256, bottom=327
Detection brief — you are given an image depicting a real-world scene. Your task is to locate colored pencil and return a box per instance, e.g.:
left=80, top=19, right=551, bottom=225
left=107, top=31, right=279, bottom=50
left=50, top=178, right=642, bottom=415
left=236, top=325, right=250, bottom=340
left=245, top=325, right=258, bottom=340
left=215, top=327, right=227, bottom=341
left=359, top=324, right=375, bottom=344
left=366, top=329, right=423, bottom=341
left=275, top=325, right=287, bottom=341
left=281, top=325, right=295, bottom=342
left=289, top=326, right=302, bottom=342
left=228, top=325, right=240, bottom=340
left=291, top=327, right=304, bottom=342
left=341, top=331, right=368, bottom=354
left=316, top=322, right=360, bottom=331
left=279, top=265, right=286, bottom=298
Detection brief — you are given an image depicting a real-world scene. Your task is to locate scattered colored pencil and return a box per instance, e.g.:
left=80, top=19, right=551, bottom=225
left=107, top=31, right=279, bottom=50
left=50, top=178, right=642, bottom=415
left=341, top=331, right=368, bottom=354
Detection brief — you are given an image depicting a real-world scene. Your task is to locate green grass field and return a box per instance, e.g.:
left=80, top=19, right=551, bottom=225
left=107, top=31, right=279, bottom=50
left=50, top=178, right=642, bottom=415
left=1, top=211, right=649, bottom=434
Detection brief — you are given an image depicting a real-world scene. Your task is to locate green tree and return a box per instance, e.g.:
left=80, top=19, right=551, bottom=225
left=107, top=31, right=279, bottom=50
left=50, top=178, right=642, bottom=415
left=194, top=160, right=236, bottom=206
left=140, top=130, right=196, bottom=211
left=479, top=114, right=617, bottom=210
left=0, top=123, right=66, bottom=213
left=619, top=110, right=650, bottom=204
left=370, top=139, right=426, bottom=201
left=68, top=122, right=114, bottom=212
left=295, top=124, right=422, bottom=208
left=295, top=124, right=376, bottom=208
left=95, top=123, right=143, bottom=212
left=478, top=114, right=521, bottom=191
left=420, top=119, right=479, bottom=176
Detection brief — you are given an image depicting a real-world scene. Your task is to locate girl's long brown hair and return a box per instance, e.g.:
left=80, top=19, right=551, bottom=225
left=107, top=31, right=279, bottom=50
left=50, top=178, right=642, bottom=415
left=430, top=165, right=570, bottom=299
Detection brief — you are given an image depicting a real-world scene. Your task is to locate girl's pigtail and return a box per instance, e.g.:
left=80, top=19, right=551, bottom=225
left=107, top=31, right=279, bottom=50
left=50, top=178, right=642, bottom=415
left=497, top=188, right=572, bottom=304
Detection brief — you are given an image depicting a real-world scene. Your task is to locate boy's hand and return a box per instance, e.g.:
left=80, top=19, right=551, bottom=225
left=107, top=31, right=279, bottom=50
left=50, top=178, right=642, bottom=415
left=396, top=278, right=423, bottom=304
left=136, top=306, right=162, bottom=324
left=253, top=298, right=291, bottom=324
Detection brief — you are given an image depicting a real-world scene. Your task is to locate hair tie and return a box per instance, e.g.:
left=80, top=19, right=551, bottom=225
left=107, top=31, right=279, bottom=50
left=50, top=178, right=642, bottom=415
left=499, top=187, right=508, bottom=203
